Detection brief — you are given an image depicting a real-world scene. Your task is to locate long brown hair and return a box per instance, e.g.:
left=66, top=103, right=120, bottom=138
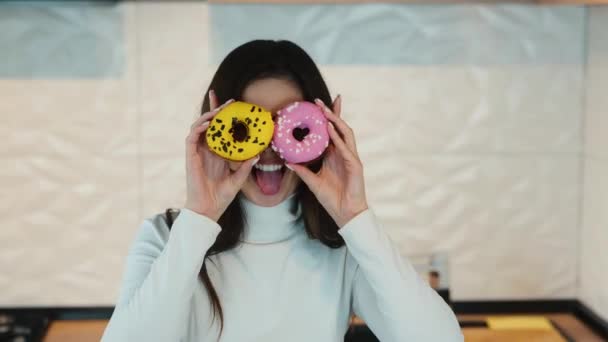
left=164, top=40, right=344, bottom=338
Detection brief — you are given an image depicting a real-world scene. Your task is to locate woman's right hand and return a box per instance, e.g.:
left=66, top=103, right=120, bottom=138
left=184, top=90, right=260, bottom=222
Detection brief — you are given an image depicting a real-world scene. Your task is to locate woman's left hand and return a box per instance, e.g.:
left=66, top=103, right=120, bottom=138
left=286, top=95, right=369, bottom=228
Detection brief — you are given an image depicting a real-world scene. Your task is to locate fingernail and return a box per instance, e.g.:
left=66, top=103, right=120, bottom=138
left=328, top=122, right=334, bottom=130
left=253, top=156, right=260, bottom=165
left=337, top=94, right=341, bottom=100
left=209, top=89, right=214, bottom=98
left=285, top=164, right=294, bottom=171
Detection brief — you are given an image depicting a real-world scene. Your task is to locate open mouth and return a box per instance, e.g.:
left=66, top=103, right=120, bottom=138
left=252, top=163, right=287, bottom=196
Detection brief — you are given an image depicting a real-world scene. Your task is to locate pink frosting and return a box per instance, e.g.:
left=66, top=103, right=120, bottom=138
left=271, top=101, right=329, bottom=164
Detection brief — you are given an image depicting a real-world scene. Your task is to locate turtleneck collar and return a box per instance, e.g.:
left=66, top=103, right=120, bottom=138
left=239, top=192, right=302, bottom=244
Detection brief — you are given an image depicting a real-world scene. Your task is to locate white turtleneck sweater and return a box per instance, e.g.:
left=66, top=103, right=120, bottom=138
left=101, top=193, right=463, bottom=342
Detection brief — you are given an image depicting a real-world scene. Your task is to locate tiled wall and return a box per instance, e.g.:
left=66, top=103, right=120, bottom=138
left=0, top=2, right=586, bottom=306
left=580, top=5, right=608, bottom=322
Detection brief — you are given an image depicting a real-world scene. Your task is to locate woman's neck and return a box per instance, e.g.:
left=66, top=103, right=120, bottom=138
left=239, top=192, right=301, bottom=244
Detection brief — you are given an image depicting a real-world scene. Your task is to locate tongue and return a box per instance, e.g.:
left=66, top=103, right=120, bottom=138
left=255, top=169, right=283, bottom=195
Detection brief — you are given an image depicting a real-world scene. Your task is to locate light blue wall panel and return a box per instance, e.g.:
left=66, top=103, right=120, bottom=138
left=0, top=1, right=124, bottom=78
left=209, top=4, right=585, bottom=65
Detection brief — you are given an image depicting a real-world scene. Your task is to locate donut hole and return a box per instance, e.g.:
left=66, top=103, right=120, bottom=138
left=292, top=126, right=310, bottom=142
left=230, top=121, right=249, bottom=142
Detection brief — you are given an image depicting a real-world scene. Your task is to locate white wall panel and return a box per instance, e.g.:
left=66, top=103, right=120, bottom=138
left=139, top=2, right=215, bottom=157
left=581, top=158, right=608, bottom=321
left=322, top=66, right=582, bottom=155
left=581, top=6, right=608, bottom=322
left=367, top=155, right=579, bottom=300
left=0, top=79, right=138, bottom=159
left=141, top=156, right=187, bottom=216
left=0, top=156, right=138, bottom=305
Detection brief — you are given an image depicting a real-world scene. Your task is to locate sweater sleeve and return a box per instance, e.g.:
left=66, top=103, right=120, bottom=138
left=101, top=208, right=221, bottom=342
left=338, top=208, right=463, bottom=342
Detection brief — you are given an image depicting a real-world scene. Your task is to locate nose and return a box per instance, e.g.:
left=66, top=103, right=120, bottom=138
left=261, top=146, right=275, bottom=156
left=259, top=145, right=282, bottom=162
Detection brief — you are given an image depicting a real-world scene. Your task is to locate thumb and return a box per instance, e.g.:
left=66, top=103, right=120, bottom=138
left=229, top=155, right=260, bottom=188
left=286, top=163, right=320, bottom=192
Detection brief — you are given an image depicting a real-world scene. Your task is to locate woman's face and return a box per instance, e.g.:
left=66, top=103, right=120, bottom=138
left=228, top=77, right=303, bottom=207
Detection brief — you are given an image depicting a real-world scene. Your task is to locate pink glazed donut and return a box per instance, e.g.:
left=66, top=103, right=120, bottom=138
left=271, top=101, right=329, bottom=164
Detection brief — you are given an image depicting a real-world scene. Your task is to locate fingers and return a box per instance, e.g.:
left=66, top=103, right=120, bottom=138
left=331, top=94, right=342, bottom=118
left=190, top=110, right=215, bottom=131
left=314, top=98, right=358, bottom=156
left=327, top=122, right=358, bottom=164
left=186, top=121, right=210, bottom=156
left=285, top=163, right=321, bottom=193
left=229, top=155, right=260, bottom=188
left=187, top=99, right=234, bottom=152
left=190, top=98, right=235, bottom=131
left=209, top=89, right=219, bottom=111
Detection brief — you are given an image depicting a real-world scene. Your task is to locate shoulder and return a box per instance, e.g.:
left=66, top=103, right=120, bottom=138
left=130, top=209, right=179, bottom=251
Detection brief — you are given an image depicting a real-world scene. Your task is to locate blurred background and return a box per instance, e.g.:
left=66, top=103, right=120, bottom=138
left=0, top=0, right=606, bottom=341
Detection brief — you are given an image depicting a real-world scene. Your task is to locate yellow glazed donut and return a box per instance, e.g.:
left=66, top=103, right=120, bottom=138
left=206, top=101, right=274, bottom=161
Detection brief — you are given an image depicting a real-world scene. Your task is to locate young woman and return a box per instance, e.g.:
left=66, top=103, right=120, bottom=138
left=101, top=40, right=463, bottom=342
